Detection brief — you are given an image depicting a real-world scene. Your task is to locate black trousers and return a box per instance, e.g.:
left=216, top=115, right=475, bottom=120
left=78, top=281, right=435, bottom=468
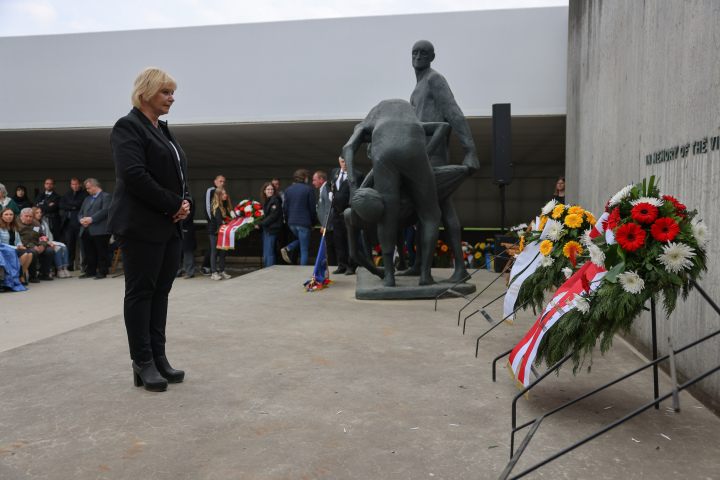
left=64, top=226, right=81, bottom=269
left=117, top=235, right=182, bottom=363
left=331, top=213, right=357, bottom=271
left=81, top=231, right=111, bottom=275
left=25, top=248, right=52, bottom=277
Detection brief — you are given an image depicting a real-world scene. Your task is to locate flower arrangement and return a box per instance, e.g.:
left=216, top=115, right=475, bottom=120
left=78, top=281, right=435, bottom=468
left=433, top=240, right=453, bottom=268
left=461, top=241, right=476, bottom=268
left=513, top=199, right=597, bottom=313
left=232, top=199, right=265, bottom=240
left=535, top=177, right=708, bottom=371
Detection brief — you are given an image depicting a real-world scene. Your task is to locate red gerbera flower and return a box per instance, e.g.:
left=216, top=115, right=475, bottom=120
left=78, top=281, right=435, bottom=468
left=580, top=273, right=590, bottom=293
left=245, top=211, right=252, bottom=217
left=254, top=204, right=262, bottom=210
left=615, top=223, right=646, bottom=251
left=630, top=202, right=658, bottom=224
left=254, top=211, right=262, bottom=217
left=650, top=217, right=680, bottom=242
left=374, top=245, right=382, bottom=253
left=663, top=195, right=687, bottom=214
left=607, top=207, right=621, bottom=230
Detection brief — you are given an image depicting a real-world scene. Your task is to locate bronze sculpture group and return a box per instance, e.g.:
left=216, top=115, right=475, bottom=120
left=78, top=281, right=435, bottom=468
left=341, top=40, right=479, bottom=289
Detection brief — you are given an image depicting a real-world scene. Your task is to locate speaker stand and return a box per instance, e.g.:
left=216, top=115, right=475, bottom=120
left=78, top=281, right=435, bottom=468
left=499, top=184, right=506, bottom=234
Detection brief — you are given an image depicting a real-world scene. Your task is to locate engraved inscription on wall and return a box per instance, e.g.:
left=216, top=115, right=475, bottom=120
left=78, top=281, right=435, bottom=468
left=646, top=135, right=720, bottom=165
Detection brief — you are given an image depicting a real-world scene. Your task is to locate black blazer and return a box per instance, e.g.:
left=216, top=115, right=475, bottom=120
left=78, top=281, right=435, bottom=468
left=330, top=167, right=364, bottom=214
left=108, top=107, right=192, bottom=242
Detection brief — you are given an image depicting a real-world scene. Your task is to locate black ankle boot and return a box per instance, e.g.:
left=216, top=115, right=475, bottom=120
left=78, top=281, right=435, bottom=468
left=154, top=356, right=185, bottom=383
left=132, top=360, right=168, bottom=392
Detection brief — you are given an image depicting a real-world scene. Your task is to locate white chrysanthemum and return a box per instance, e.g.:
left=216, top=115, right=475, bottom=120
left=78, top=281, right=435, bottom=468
left=630, top=197, right=664, bottom=207
left=691, top=219, right=709, bottom=249
left=579, top=229, right=594, bottom=247
left=244, top=205, right=253, bottom=212
left=545, top=219, right=565, bottom=241
left=542, top=199, right=559, bottom=215
left=229, top=211, right=237, bottom=219
left=609, top=184, right=634, bottom=207
left=658, top=242, right=696, bottom=274
left=588, top=244, right=605, bottom=268
left=618, top=270, right=645, bottom=294
left=539, top=255, right=554, bottom=267
left=573, top=293, right=590, bottom=314
left=562, top=267, right=573, bottom=279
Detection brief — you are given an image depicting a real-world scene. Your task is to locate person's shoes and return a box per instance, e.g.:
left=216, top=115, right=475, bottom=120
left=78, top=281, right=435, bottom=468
left=94, top=274, right=107, bottom=280
left=176, top=271, right=183, bottom=278
left=79, top=273, right=94, bottom=279
left=154, top=356, right=184, bottom=383
left=220, top=271, right=231, bottom=279
left=60, top=270, right=71, bottom=278
left=332, top=268, right=346, bottom=274
left=19, top=276, right=28, bottom=286
left=211, top=272, right=222, bottom=281
left=37, top=274, right=53, bottom=281
left=201, top=267, right=212, bottom=276
left=184, top=273, right=194, bottom=279
left=132, top=360, right=168, bottom=392
left=281, top=248, right=291, bottom=263
left=345, top=269, right=356, bottom=275
left=29, top=276, right=40, bottom=284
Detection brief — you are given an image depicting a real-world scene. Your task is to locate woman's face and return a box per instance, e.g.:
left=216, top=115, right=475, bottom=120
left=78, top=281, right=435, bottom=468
left=556, top=179, right=565, bottom=191
left=146, top=87, right=175, bottom=117
left=265, top=186, right=274, bottom=197
left=16, top=188, right=25, bottom=198
left=1, top=210, right=14, bottom=224
left=34, top=209, right=42, bottom=221
left=221, top=191, right=227, bottom=201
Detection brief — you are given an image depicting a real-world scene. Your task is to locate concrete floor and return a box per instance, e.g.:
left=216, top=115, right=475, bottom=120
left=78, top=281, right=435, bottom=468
left=1, top=267, right=719, bottom=479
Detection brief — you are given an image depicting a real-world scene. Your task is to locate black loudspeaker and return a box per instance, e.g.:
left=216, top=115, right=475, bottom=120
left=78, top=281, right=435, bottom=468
left=492, top=103, right=512, bottom=186
left=493, top=234, right=515, bottom=273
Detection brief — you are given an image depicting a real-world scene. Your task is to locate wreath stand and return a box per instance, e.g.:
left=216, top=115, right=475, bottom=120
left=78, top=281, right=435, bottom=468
left=499, top=277, right=720, bottom=479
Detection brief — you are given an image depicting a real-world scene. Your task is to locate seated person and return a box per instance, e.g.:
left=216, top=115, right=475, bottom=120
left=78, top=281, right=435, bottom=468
left=33, top=207, right=70, bottom=278
left=18, top=208, right=55, bottom=281
left=0, top=207, right=32, bottom=286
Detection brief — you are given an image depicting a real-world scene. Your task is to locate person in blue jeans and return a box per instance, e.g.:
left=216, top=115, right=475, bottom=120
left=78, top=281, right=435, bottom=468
left=280, top=169, right=317, bottom=266
left=255, top=182, right=283, bottom=267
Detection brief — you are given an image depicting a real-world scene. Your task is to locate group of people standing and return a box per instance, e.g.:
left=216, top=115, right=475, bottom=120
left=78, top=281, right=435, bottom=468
left=0, top=178, right=114, bottom=290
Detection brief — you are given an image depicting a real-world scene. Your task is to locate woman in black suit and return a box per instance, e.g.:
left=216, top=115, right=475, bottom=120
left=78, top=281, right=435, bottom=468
left=108, top=67, right=192, bottom=392
left=255, top=182, right=283, bottom=267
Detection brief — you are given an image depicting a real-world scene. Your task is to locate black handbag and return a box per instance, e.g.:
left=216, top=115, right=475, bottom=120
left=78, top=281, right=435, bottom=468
left=0, top=266, right=6, bottom=282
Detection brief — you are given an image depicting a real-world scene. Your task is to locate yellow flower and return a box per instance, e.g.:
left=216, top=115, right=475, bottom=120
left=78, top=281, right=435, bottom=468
left=518, top=235, right=526, bottom=252
left=552, top=204, right=565, bottom=219
left=564, top=213, right=583, bottom=229
left=586, top=211, right=596, bottom=225
left=539, top=240, right=553, bottom=256
left=568, top=205, right=585, bottom=216
left=562, top=241, right=583, bottom=258
left=479, top=243, right=486, bottom=250
left=538, top=216, right=548, bottom=230
left=441, top=245, right=448, bottom=252
left=474, top=252, right=482, bottom=259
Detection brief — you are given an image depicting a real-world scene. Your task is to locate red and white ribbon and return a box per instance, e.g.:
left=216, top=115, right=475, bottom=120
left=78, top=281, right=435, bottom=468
left=217, top=216, right=253, bottom=250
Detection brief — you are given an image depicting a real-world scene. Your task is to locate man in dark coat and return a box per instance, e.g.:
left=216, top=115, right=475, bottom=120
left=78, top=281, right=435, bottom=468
left=35, top=178, right=62, bottom=240
left=330, top=157, right=364, bottom=275
left=78, top=178, right=112, bottom=279
left=59, top=177, right=89, bottom=271
left=280, top=169, right=317, bottom=266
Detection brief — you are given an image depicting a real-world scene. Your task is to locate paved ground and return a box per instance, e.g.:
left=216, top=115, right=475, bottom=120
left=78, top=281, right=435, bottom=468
left=1, top=267, right=719, bottom=479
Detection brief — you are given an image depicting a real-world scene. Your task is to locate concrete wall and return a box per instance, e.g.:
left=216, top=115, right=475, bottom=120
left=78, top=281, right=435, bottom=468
left=0, top=8, right=568, bottom=129
left=566, top=1, right=720, bottom=411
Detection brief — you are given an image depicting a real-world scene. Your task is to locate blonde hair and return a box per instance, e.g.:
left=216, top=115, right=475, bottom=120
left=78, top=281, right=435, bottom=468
left=131, top=67, right=177, bottom=109
left=211, top=187, right=232, bottom=218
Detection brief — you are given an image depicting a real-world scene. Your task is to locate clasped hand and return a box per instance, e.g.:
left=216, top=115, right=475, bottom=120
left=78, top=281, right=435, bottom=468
left=173, top=200, right=191, bottom=222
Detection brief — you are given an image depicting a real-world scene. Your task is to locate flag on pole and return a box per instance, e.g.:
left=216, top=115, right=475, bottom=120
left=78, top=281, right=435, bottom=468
left=303, top=235, right=334, bottom=292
